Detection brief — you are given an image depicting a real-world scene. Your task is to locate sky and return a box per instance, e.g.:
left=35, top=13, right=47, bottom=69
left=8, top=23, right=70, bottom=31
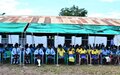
left=0, top=0, right=120, bottom=18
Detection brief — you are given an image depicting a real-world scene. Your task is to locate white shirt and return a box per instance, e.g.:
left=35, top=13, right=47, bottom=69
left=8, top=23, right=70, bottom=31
left=34, top=48, right=44, bottom=55
left=25, top=48, right=31, bottom=55
left=11, top=48, right=21, bottom=55
left=45, top=48, right=55, bottom=55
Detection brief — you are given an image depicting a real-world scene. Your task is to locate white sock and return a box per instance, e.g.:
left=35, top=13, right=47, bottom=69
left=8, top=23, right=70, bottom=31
left=13, top=59, right=15, bottom=64
left=37, top=59, right=41, bottom=66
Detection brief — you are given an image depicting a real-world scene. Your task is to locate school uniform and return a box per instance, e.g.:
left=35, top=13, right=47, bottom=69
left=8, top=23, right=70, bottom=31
left=34, top=48, right=44, bottom=59
left=11, top=47, right=21, bottom=64
left=68, top=48, right=75, bottom=62
left=34, top=48, right=44, bottom=66
left=46, top=48, right=55, bottom=55
left=79, top=49, right=87, bottom=59
left=24, top=48, right=31, bottom=63
left=58, top=48, right=65, bottom=58
left=91, top=50, right=99, bottom=59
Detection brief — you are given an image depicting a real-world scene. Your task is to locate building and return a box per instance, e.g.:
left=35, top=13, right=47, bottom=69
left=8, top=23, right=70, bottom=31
left=0, top=16, right=120, bottom=47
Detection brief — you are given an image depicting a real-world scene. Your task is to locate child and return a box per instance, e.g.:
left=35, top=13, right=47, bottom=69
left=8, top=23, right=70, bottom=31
left=11, top=43, right=20, bottom=64
left=34, top=44, right=44, bottom=67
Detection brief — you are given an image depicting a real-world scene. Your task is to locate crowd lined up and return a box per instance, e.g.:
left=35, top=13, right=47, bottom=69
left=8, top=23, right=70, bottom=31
left=0, top=43, right=120, bottom=66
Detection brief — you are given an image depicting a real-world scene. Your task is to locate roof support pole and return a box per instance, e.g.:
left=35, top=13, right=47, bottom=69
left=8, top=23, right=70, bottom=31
left=56, top=33, right=59, bottom=66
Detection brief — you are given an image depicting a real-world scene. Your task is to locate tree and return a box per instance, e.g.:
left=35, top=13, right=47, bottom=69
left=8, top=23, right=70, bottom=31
left=59, top=5, right=88, bottom=17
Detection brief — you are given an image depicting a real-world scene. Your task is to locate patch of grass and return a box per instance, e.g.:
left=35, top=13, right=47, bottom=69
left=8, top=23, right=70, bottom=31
left=0, top=64, right=120, bottom=75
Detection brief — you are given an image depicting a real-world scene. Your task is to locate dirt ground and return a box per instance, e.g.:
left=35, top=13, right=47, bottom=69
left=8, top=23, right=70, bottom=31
left=0, top=64, right=120, bottom=75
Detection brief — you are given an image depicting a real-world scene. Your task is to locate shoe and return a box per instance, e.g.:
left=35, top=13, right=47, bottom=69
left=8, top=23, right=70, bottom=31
left=38, top=64, right=41, bottom=67
left=16, top=61, right=19, bottom=64
left=13, top=61, right=15, bottom=64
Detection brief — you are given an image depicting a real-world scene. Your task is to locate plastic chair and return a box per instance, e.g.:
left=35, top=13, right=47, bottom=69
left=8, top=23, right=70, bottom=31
left=79, top=54, right=88, bottom=65
left=90, top=54, right=99, bottom=64
left=58, top=52, right=67, bottom=64
left=46, top=54, right=55, bottom=64
left=0, top=52, right=3, bottom=63
left=23, top=51, right=33, bottom=64
left=100, top=54, right=109, bottom=65
left=3, top=50, right=11, bottom=63
left=11, top=53, right=21, bottom=64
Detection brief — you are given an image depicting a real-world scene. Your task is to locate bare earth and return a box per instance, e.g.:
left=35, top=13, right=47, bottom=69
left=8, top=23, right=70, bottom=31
left=0, top=64, right=120, bottom=75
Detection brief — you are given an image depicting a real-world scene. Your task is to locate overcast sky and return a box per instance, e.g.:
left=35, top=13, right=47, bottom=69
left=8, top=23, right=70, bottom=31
left=0, top=0, right=120, bottom=18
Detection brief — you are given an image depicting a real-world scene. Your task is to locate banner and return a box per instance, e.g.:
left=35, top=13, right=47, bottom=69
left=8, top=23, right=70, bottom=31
left=54, top=36, right=65, bottom=48
left=34, top=36, right=47, bottom=47
left=26, top=35, right=33, bottom=45
left=88, top=36, right=107, bottom=47
left=9, top=35, right=19, bottom=45
left=72, top=36, right=82, bottom=46
left=113, top=35, right=120, bottom=46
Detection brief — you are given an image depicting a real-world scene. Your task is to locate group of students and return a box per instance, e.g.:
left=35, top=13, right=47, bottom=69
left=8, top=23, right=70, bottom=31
left=0, top=43, right=120, bottom=66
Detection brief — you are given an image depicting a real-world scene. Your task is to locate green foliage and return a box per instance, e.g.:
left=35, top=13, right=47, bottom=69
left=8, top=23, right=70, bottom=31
left=59, top=5, right=88, bottom=17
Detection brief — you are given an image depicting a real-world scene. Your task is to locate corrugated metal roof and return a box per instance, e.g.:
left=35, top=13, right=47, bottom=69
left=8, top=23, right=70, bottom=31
left=0, top=16, right=120, bottom=26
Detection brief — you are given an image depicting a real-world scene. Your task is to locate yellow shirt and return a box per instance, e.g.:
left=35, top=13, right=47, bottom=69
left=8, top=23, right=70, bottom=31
left=58, top=48, right=65, bottom=56
left=68, top=50, right=74, bottom=54
left=72, top=48, right=75, bottom=52
left=80, top=49, right=87, bottom=54
left=91, top=49, right=99, bottom=55
left=68, top=48, right=75, bottom=54
left=98, top=49, right=102, bottom=54
left=87, top=49, right=92, bottom=54
left=76, top=48, right=82, bottom=53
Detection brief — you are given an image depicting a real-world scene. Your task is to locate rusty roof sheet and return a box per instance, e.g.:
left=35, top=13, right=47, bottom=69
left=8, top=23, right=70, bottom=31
left=0, top=16, right=120, bottom=26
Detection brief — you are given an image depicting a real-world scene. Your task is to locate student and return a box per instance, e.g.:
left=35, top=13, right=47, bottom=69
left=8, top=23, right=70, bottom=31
left=91, top=48, right=99, bottom=64
left=29, top=44, right=35, bottom=53
left=111, top=46, right=117, bottom=64
left=68, top=46, right=75, bottom=63
left=57, top=45, right=66, bottom=64
left=78, top=47, right=87, bottom=64
left=45, top=46, right=55, bottom=64
left=101, top=47, right=111, bottom=64
left=46, top=46, right=55, bottom=55
left=11, top=43, right=21, bottom=64
left=76, top=46, right=82, bottom=63
left=34, top=44, right=44, bottom=67
left=0, top=44, right=5, bottom=62
left=76, top=46, right=83, bottom=54
left=24, top=44, right=31, bottom=64
left=57, top=45, right=66, bottom=58
left=115, top=46, right=120, bottom=64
